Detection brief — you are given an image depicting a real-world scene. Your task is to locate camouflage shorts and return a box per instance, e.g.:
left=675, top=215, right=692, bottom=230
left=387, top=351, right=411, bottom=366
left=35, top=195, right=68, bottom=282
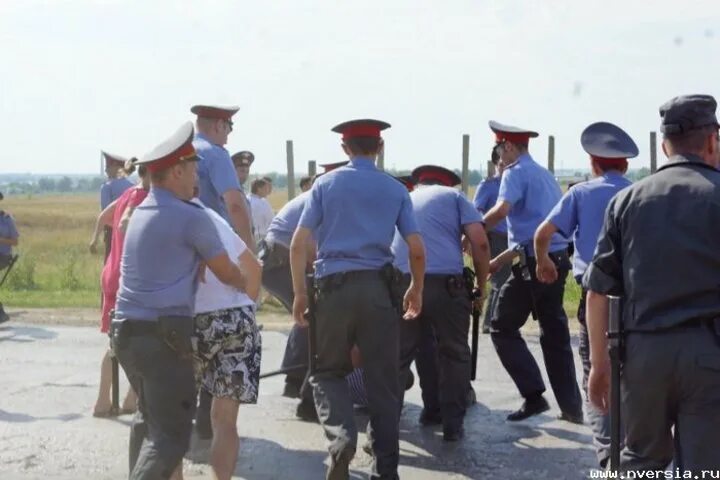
left=193, top=306, right=262, bottom=404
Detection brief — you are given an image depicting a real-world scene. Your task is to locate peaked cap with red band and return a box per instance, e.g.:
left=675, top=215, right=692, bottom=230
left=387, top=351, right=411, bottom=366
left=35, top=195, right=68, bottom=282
left=394, top=175, right=416, bottom=192
left=489, top=120, right=539, bottom=145
left=412, top=165, right=461, bottom=187
left=102, top=151, right=129, bottom=167
left=190, top=104, right=239, bottom=120
left=137, top=122, right=197, bottom=173
left=331, top=119, right=391, bottom=140
left=319, top=161, right=349, bottom=172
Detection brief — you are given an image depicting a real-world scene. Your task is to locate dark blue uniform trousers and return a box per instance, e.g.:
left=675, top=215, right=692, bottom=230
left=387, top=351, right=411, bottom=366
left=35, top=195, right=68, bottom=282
left=490, top=251, right=582, bottom=416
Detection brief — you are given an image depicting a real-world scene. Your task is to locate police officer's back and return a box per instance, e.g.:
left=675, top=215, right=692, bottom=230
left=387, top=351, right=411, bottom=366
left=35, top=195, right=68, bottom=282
left=112, top=122, right=248, bottom=480
left=400, top=165, right=490, bottom=441
left=584, top=95, right=720, bottom=474
left=289, top=119, right=425, bottom=480
left=534, top=121, right=637, bottom=468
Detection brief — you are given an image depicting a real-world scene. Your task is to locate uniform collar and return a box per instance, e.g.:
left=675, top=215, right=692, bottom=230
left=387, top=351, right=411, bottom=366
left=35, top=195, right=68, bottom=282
left=505, top=152, right=532, bottom=169
left=349, top=156, right=377, bottom=170
left=194, top=132, right=226, bottom=149
left=664, top=154, right=707, bottom=167
left=150, top=186, right=181, bottom=202
left=602, top=170, right=625, bottom=180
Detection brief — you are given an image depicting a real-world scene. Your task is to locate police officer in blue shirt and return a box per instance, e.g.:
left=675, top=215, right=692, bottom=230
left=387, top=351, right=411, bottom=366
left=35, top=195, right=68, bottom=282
left=290, top=119, right=426, bottom=480
left=473, top=147, right=511, bottom=333
left=112, top=122, right=249, bottom=480
left=534, top=121, right=636, bottom=468
left=100, top=152, right=135, bottom=260
left=192, top=105, right=254, bottom=250
left=0, top=191, right=19, bottom=324
left=482, top=121, right=583, bottom=423
left=398, top=165, right=490, bottom=441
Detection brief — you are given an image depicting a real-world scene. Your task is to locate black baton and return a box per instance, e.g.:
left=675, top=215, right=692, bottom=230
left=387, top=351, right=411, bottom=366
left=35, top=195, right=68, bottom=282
left=608, top=295, right=623, bottom=472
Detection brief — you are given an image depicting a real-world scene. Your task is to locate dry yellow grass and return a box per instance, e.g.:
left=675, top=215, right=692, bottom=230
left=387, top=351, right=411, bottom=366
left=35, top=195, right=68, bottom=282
left=1, top=188, right=580, bottom=314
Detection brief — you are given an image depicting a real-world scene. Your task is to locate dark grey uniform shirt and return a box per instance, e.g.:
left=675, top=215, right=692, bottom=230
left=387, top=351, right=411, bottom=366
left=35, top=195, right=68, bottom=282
left=583, top=154, right=720, bottom=332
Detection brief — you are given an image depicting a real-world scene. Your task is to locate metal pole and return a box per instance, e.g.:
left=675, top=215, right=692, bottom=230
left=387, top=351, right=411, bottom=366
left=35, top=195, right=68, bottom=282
left=461, top=134, right=470, bottom=195
left=286, top=140, right=296, bottom=200
left=650, top=131, right=657, bottom=173
left=487, top=160, right=496, bottom=179
left=548, top=135, right=555, bottom=174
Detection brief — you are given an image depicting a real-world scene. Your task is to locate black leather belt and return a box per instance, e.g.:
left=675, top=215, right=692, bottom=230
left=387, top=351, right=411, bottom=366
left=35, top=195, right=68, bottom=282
left=111, top=320, right=160, bottom=336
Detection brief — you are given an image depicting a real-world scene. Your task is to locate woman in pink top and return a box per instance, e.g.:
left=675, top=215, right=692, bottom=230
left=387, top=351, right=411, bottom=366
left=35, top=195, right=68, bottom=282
left=89, top=161, right=149, bottom=416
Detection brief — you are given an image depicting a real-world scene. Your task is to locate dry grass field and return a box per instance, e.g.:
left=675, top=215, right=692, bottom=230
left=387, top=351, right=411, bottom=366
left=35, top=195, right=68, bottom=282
left=0, top=188, right=581, bottom=313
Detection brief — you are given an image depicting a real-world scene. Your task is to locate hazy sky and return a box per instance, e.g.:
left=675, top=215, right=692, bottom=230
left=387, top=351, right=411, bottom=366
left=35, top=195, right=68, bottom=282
left=1, top=0, right=718, bottom=175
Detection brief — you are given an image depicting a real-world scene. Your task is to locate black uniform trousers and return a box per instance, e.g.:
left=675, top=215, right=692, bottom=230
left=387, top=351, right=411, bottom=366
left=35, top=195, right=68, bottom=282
left=485, top=231, right=511, bottom=330
left=490, top=250, right=582, bottom=416
left=399, top=274, right=472, bottom=432
left=112, top=321, right=196, bottom=480
left=311, top=269, right=401, bottom=480
left=621, top=323, right=720, bottom=474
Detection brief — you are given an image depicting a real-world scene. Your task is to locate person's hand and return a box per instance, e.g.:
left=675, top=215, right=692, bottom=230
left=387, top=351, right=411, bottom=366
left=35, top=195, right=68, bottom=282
left=588, top=361, right=611, bottom=414
left=535, top=254, right=558, bottom=284
left=89, top=238, right=98, bottom=255
left=293, top=294, right=309, bottom=327
left=472, top=287, right=486, bottom=312
left=489, top=258, right=502, bottom=276
left=402, top=284, right=422, bottom=320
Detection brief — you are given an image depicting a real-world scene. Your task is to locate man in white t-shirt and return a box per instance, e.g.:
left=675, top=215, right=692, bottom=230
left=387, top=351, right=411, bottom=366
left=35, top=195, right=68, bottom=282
left=192, top=199, right=262, bottom=480
left=248, top=178, right=274, bottom=243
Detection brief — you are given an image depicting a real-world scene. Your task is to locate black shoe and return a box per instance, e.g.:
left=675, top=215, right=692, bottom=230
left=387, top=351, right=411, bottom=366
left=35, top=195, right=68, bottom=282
left=419, top=408, right=442, bottom=426
left=295, top=400, right=319, bottom=423
left=405, top=370, right=415, bottom=391
left=443, top=426, right=465, bottom=442
left=466, top=387, right=477, bottom=408
left=506, top=395, right=550, bottom=421
left=558, top=410, right=584, bottom=425
left=282, top=380, right=302, bottom=399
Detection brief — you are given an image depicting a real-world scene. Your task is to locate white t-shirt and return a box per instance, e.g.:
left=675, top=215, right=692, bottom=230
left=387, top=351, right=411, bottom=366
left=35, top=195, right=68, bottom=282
left=194, top=202, right=256, bottom=314
left=249, top=194, right=274, bottom=240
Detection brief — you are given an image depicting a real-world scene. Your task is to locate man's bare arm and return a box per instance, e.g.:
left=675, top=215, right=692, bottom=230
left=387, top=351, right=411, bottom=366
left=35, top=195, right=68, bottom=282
left=482, top=200, right=511, bottom=232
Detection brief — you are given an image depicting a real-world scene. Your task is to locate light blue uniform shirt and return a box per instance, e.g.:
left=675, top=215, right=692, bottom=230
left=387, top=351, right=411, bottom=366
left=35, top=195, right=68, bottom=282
left=265, top=191, right=309, bottom=249
left=410, top=185, right=482, bottom=275
left=0, top=212, right=19, bottom=256
left=100, top=177, right=134, bottom=210
left=473, top=176, right=508, bottom=234
left=115, top=187, right=225, bottom=320
left=194, top=133, right=242, bottom=224
left=498, top=153, right=568, bottom=255
left=299, top=157, right=419, bottom=278
left=546, top=172, right=631, bottom=280
left=390, top=230, right=409, bottom=274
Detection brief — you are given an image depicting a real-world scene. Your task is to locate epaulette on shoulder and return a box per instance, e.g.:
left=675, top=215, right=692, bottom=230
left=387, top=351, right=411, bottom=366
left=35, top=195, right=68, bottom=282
left=182, top=200, right=204, bottom=209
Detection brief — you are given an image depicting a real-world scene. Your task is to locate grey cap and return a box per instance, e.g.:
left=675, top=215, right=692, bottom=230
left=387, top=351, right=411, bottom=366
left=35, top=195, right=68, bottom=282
left=581, top=122, right=639, bottom=159
left=659, top=94, right=719, bottom=134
